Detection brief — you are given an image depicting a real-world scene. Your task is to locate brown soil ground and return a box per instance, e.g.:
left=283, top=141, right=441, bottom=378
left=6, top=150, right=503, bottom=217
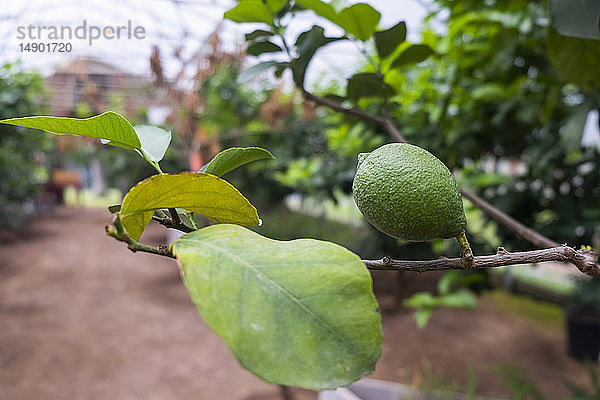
left=1, top=207, right=597, bottom=400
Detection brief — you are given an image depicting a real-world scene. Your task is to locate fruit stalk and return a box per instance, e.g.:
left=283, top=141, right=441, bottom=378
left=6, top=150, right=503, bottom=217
left=456, top=230, right=474, bottom=268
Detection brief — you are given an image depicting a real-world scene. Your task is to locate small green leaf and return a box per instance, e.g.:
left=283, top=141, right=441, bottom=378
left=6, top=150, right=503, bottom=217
left=238, top=61, right=281, bottom=83
left=374, top=21, right=407, bottom=59
left=172, top=224, right=382, bottom=390
left=436, top=290, right=478, bottom=309
left=390, top=44, right=434, bottom=69
left=437, top=270, right=462, bottom=295
left=414, top=308, right=433, bottom=328
left=346, top=73, right=395, bottom=100
left=550, top=0, right=600, bottom=40
left=291, top=25, right=344, bottom=88
left=295, top=0, right=339, bottom=23
left=133, top=125, right=171, bottom=162
left=120, top=173, right=260, bottom=240
left=224, top=0, right=274, bottom=25
left=247, top=41, right=283, bottom=56
left=295, top=1, right=380, bottom=41
left=245, top=29, right=274, bottom=42
left=404, top=292, right=436, bottom=308
left=202, top=147, right=275, bottom=177
left=337, top=3, right=381, bottom=41
left=0, top=111, right=140, bottom=149
left=471, top=83, right=507, bottom=101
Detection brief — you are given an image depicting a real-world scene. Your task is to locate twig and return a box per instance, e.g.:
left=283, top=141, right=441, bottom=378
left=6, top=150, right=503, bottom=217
left=301, top=90, right=562, bottom=250
left=104, top=215, right=598, bottom=276
left=363, top=246, right=599, bottom=277
left=105, top=217, right=175, bottom=259
left=302, top=90, right=387, bottom=127
left=278, top=385, right=294, bottom=400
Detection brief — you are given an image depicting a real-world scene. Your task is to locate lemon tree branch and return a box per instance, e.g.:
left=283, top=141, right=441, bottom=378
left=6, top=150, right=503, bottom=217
left=363, top=246, right=599, bottom=277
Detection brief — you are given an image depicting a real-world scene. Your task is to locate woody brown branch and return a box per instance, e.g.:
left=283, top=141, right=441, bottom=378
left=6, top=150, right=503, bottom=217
left=363, top=246, right=599, bottom=278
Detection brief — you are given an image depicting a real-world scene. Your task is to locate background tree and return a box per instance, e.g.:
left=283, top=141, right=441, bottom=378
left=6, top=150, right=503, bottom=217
left=0, top=63, right=50, bottom=228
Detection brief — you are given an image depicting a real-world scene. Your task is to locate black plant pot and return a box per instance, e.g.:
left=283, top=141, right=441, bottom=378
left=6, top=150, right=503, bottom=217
left=566, top=305, right=600, bottom=362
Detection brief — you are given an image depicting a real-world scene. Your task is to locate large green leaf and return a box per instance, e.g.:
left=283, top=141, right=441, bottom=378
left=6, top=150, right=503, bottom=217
left=550, top=0, right=600, bottom=40
left=120, top=173, right=260, bottom=240
left=336, top=3, right=381, bottom=41
left=291, top=25, right=344, bottom=88
left=0, top=111, right=140, bottom=149
left=172, top=224, right=382, bottom=390
left=346, top=73, right=395, bottom=100
left=390, top=44, right=434, bottom=69
left=547, top=28, right=600, bottom=95
left=374, top=21, right=407, bottom=59
left=202, top=147, right=274, bottom=176
left=224, top=0, right=274, bottom=25
left=133, top=125, right=171, bottom=162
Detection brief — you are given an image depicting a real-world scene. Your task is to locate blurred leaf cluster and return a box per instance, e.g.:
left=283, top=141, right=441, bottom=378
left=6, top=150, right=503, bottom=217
left=0, top=63, right=51, bottom=227
left=404, top=270, right=482, bottom=328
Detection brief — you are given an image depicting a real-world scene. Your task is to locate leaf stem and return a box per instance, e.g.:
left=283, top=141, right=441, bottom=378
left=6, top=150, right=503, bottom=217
left=456, top=230, right=474, bottom=268
left=151, top=160, right=164, bottom=174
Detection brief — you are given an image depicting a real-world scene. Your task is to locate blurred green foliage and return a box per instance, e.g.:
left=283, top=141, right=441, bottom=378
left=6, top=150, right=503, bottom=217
left=0, top=63, right=51, bottom=228
left=225, top=0, right=600, bottom=255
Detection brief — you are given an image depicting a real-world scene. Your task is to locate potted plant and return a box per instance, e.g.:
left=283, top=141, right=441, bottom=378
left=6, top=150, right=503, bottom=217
left=566, top=276, right=600, bottom=362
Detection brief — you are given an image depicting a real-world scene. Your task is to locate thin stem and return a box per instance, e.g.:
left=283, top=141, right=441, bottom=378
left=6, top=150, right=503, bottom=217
left=456, top=230, right=474, bottom=268
left=151, top=161, right=164, bottom=174
left=140, top=149, right=164, bottom=175
left=169, top=208, right=182, bottom=226
left=363, top=246, right=599, bottom=277
left=106, top=217, right=175, bottom=259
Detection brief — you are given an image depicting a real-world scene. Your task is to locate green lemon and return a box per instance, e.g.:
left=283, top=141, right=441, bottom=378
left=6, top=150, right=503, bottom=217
left=352, top=143, right=467, bottom=242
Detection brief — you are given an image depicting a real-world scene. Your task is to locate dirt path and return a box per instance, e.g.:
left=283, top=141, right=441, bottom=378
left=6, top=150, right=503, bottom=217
left=0, top=207, right=597, bottom=399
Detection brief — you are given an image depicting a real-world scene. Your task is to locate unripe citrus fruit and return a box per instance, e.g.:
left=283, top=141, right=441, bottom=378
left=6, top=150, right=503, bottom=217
left=352, top=143, right=466, bottom=241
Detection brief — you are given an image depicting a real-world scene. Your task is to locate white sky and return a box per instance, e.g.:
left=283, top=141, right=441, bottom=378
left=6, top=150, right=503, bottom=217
left=0, top=0, right=429, bottom=87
